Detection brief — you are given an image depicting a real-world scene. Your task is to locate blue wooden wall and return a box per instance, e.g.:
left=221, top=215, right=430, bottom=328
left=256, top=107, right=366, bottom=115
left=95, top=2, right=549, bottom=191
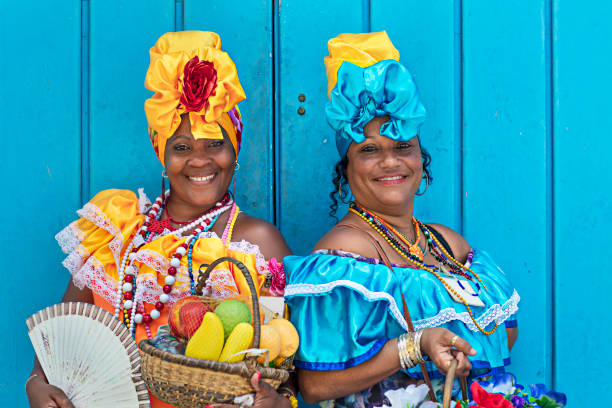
left=2, top=1, right=610, bottom=406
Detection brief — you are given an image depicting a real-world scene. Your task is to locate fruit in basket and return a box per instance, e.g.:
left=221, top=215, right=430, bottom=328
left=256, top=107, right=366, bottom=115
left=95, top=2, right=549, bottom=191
left=169, top=296, right=214, bottom=339
left=214, top=300, right=252, bottom=341
left=218, top=322, right=254, bottom=363
left=267, top=318, right=299, bottom=357
left=185, top=312, right=224, bottom=361
left=256, top=325, right=281, bottom=363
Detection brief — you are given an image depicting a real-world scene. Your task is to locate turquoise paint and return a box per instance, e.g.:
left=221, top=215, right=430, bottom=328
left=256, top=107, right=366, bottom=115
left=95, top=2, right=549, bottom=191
left=462, top=0, right=551, bottom=385
left=3, top=0, right=612, bottom=405
left=0, top=2, right=82, bottom=406
left=553, top=1, right=612, bottom=404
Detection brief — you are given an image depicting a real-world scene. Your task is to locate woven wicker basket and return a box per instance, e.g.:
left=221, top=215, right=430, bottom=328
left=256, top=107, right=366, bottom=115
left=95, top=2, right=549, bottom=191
left=140, top=257, right=290, bottom=407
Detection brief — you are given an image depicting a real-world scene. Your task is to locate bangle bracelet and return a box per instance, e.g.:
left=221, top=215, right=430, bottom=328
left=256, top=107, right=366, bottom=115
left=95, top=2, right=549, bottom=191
left=398, top=333, right=415, bottom=370
left=25, top=374, right=39, bottom=392
left=414, top=329, right=424, bottom=363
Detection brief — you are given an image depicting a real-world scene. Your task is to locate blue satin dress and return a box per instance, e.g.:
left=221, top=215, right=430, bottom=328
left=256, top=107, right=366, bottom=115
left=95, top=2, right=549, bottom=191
left=284, top=249, right=519, bottom=407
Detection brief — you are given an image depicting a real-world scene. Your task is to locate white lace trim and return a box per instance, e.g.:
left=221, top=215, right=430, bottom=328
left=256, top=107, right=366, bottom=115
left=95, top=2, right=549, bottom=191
left=61, top=244, right=90, bottom=277
left=57, top=200, right=269, bottom=306
left=77, top=203, right=124, bottom=271
left=285, top=282, right=520, bottom=334
left=413, top=290, right=520, bottom=332
left=55, top=221, right=87, bottom=254
left=284, top=280, right=410, bottom=332
left=132, top=248, right=191, bottom=305
left=137, top=187, right=152, bottom=214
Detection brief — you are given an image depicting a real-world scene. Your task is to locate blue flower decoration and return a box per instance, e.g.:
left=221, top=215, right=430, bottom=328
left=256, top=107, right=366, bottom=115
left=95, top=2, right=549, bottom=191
left=529, top=384, right=567, bottom=406
left=325, top=59, right=426, bottom=157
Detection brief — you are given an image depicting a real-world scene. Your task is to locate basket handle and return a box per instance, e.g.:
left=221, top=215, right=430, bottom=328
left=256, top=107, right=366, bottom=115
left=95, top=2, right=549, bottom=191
left=196, top=257, right=261, bottom=354
left=442, top=359, right=468, bottom=408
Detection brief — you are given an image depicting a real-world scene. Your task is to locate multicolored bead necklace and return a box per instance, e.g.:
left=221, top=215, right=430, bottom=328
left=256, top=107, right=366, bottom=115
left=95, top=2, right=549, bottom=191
left=348, top=202, right=498, bottom=335
left=113, top=192, right=233, bottom=337
left=352, top=202, right=424, bottom=260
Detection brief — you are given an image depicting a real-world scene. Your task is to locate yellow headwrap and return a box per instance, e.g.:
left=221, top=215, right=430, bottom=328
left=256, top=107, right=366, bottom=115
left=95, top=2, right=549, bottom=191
left=324, top=31, right=400, bottom=97
left=144, top=31, right=246, bottom=165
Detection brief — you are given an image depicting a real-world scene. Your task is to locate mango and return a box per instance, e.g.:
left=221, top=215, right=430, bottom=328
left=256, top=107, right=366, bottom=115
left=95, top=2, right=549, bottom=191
left=185, top=312, right=224, bottom=361
left=218, top=322, right=254, bottom=363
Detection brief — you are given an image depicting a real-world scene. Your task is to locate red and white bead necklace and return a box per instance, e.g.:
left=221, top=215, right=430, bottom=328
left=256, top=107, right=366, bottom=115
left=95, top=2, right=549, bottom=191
left=112, top=191, right=233, bottom=336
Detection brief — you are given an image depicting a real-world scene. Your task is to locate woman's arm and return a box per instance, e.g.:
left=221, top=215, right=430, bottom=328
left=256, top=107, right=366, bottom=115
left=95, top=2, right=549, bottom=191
left=299, top=328, right=475, bottom=404
left=27, top=279, right=93, bottom=408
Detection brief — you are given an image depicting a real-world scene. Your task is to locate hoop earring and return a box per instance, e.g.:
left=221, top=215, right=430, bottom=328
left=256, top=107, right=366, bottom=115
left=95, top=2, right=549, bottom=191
left=338, top=180, right=350, bottom=204
left=234, top=161, right=240, bottom=170
left=161, top=169, right=168, bottom=199
left=416, top=172, right=429, bottom=196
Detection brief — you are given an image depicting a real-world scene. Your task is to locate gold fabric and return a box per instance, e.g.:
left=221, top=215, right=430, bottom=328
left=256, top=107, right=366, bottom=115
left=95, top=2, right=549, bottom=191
left=144, top=31, right=245, bottom=164
left=324, top=31, right=399, bottom=97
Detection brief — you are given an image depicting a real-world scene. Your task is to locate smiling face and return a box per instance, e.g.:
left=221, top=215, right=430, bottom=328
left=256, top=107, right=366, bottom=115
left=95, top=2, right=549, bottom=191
left=346, top=116, right=423, bottom=215
left=164, top=114, right=236, bottom=213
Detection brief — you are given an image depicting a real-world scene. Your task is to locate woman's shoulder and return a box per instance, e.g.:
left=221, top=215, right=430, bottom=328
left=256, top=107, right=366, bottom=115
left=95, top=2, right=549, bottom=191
left=231, top=212, right=292, bottom=260
left=312, top=214, right=382, bottom=259
left=425, top=222, right=471, bottom=263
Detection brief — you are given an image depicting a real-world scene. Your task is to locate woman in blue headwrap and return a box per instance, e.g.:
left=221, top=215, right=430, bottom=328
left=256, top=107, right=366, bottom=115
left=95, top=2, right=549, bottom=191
left=283, top=32, right=519, bottom=407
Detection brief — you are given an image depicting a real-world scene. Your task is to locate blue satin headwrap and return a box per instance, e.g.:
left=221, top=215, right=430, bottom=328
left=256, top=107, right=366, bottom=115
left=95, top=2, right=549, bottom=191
left=325, top=59, right=427, bottom=157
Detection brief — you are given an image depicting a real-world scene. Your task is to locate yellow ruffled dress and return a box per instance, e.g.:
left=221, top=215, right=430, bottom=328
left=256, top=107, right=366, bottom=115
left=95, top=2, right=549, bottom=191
left=56, top=189, right=268, bottom=407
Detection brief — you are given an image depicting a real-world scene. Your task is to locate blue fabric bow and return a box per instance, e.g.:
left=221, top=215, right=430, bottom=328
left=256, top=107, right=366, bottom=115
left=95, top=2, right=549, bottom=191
left=325, top=59, right=427, bottom=157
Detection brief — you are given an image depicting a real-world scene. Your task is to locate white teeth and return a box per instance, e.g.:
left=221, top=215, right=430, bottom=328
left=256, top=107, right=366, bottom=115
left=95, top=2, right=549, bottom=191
left=189, top=175, right=214, bottom=182
left=378, top=176, right=404, bottom=181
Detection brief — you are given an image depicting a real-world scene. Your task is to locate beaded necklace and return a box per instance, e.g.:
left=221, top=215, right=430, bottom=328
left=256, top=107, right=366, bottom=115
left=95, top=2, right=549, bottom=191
left=348, top=202, right=498, bottom=335
left=186, top=203, right=240, bottom=295
left=353, top=202, right=423, bottom=260
left=113, top=192, right=233, bottom=337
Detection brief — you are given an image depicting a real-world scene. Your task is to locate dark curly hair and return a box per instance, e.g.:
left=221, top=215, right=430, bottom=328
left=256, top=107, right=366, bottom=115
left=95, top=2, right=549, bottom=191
left=329, top=137, right=433, bottom=219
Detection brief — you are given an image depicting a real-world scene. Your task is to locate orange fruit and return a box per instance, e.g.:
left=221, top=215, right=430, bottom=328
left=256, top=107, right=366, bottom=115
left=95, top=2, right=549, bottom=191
left=267, top=318, right=299, bottom=357
left=256, top=325, right=281, bottom=363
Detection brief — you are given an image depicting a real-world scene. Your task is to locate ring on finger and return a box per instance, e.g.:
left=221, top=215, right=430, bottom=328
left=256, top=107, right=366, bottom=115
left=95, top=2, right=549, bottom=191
left=450, top=335, right=459, bottom=348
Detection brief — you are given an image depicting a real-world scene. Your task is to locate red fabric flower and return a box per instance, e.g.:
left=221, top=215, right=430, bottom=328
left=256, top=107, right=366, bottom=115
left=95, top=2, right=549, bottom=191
left=470, top=382, right=513, bottom=408
left=180, top=56, right=217, bottom=112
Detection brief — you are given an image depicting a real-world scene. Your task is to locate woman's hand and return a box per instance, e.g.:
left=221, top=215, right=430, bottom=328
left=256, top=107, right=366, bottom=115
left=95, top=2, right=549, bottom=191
left=26, top=376, right=74, bottom=408
left=250, top=371, right=291, bottom=408
left=420, top=327, right=476, bottom=377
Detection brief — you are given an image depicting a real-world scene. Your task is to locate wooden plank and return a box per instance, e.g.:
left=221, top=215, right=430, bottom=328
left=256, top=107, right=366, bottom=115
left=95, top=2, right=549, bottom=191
left=371, top=0, right=462, bottom=230
left=185, top=0, right=274, bottom=222
left=278, top=0, right=365, bottom=254
left=553, top=1, right=612, bottom=403
left=462, top=0, right=551, bottom=384
left=0, top=2, right=81, bottom=405
left=88, top=0, right=174, bottom=200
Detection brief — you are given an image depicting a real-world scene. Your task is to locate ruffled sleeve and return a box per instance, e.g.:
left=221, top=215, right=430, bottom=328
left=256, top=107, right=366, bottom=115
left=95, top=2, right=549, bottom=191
left=284, top=250, right=519, bottom=377
left=284, top=254, right=409, bottom=370
left=55, top=189, right=146, bottom=301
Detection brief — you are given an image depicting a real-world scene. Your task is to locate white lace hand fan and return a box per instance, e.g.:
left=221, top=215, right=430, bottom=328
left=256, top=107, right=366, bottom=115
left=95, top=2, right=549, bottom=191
left=26, top=302, right=150, bottom=408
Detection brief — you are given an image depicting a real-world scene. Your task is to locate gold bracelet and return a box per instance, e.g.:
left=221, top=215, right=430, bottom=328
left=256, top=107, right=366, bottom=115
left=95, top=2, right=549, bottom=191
left=405, top=331, right=418, bottom=365
left=398, top=333, right=415, bottom=369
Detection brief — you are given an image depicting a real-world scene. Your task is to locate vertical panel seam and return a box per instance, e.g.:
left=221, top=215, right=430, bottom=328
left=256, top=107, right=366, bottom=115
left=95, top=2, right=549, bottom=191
left=456, top=0, right=464, bottom=234
left=546, top=0, right=556, bottom=388
left=273, top=0, right=281, bottom=226
left=175, top=0, right=184, bottom=31
left=362, top=0, right=371, bottom=32
left=80, top=0, right=90, bottom=206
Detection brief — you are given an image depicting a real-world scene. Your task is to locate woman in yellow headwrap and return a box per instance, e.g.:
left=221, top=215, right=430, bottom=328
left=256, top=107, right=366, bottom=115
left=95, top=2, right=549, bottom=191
left=26, top=31, right=296, bottom=408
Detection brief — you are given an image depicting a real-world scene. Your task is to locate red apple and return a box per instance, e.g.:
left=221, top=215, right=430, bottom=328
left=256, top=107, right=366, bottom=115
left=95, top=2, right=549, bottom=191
left=168, top=296, right=214, bottom=339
